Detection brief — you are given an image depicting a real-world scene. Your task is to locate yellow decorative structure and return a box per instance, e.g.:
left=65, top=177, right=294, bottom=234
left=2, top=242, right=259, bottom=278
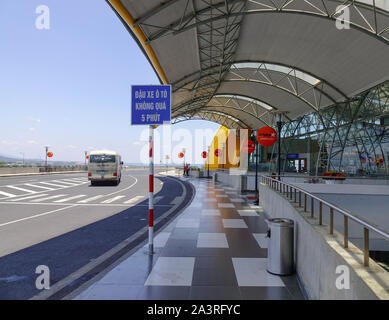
left=205, top=126, right=242, bottom=170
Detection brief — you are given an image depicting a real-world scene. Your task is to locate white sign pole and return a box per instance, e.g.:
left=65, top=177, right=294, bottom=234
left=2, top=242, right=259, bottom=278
left=148, top=125, right=154, bottom=254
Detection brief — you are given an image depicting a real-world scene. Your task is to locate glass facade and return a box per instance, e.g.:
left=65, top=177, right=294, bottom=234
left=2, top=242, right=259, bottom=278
left=249, top=81, right=389, bottom=176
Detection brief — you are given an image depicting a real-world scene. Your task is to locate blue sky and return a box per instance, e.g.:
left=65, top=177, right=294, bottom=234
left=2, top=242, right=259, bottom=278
left=0, top=0, right=219, bottom=164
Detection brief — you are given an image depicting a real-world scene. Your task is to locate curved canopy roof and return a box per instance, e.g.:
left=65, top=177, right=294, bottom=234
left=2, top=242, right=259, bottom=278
left=108, top=0, right=389, bottom=129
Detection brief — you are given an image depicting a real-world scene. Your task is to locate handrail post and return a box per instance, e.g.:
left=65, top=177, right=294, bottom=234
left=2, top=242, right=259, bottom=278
left=304, top=193, right=307, bottom=212
left=311, top=197, right=314, bottom=218
left=344, top=216, right=348, bottom=248
left=299, top=191, right=301, bottom=207
left=290, top=187, right=293, bottom=200
left=294, top=188, right=297, bottom=203
left=287, top=185, right=289, bottom=198
left=319, top=202, right=322, bottom=225
left=330, top=208, right=334, bottom=234
left=364, top=228, right=369, bottom=267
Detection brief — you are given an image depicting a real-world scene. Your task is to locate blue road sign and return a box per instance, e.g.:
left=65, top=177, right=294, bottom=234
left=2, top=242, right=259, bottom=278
left=131, top=85, right=171, bottom=125
left=287, top=154, right=299, bottom=159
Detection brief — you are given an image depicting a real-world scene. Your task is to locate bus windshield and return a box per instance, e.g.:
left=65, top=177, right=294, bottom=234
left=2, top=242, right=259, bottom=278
left=90, top=155, right=116, bottom=163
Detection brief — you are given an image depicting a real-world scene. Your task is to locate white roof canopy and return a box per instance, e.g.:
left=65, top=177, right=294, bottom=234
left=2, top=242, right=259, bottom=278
left=110, top=0, right=389, bottom=129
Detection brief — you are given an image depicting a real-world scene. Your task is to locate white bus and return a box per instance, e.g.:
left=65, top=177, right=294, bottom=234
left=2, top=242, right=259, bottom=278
left=88, top=150, right=123, bottom=185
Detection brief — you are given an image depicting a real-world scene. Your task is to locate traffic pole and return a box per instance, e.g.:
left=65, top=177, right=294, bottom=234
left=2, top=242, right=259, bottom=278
left=207, top=146, right=210, bottom=178
left=277, top=114, right=282, bottom=181
left=45, top=146, right=48, bottom=172
left=148, top=125, right=154, bottom=254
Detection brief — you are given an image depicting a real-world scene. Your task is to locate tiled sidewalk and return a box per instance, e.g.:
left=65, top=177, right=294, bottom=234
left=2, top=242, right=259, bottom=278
left=75, top=177, right=304, bottom=300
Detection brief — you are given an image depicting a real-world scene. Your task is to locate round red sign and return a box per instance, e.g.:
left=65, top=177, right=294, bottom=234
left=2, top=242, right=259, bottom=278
left=178, top=152, right=184, bottom=158
left=47, top=152, right=53, bottom=158
left=201, top=151, right=207, bottom=159
left=256, top=127, right=277, bottom=147
left=242, top=140, right=255, bottom=154
left=214, top=149, right=222, bottom=157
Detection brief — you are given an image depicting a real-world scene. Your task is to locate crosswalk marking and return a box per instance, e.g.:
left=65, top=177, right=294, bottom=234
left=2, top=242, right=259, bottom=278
left=77, top=195, right=104, bottom=203
left=53, top=195, right=86, bottom=203
left=30, top=194, right=68, bottom=202
left=24, top=183, right=55, bottom=191
left=39, top=182, right=72, bottom=188
left=0, top=190, right=17, bottom=198
left=6, top=185, right=37, bottom=194
left=61, top=179, right=86, bottom=183
left=101, top=196, right=125, bottom=204
left=51, top=180, right=78, bottom=186
left=8, top=194, right=49, bottom=202
left=124, top=196, right=144, bottom=204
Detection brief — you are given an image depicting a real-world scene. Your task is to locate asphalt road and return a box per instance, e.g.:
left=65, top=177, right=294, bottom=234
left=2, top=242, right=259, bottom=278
left=0, top=169, right=193, bottom=300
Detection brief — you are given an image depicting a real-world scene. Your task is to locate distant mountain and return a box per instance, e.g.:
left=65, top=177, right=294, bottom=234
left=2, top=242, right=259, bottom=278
left=0, top=154, right=19, bottom=162
left=0, top=153, right=81, bottom=165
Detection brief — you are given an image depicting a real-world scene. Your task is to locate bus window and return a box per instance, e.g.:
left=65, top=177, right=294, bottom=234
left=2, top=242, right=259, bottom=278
left=90, top=155, right=116, bottom=163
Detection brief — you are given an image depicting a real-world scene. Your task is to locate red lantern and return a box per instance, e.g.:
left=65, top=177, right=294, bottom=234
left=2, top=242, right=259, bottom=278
left=178, top=152, right=184, bottom=158
left=47, top=152, right=53, bottom=158
left=242, top=139, right=255, bottom=154
left=214, top=149, right=221, bottom=157
left=257, top=126, right=277, bottom=147
left=201, top=151, right=207, bottom=159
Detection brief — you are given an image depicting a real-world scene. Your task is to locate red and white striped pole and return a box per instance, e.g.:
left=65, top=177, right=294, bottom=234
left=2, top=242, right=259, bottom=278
left=148, top=125, right=154, bottom=254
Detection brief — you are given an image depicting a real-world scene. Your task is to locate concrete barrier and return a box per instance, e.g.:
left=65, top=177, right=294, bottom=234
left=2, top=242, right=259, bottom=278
left=259, top=183, right=389, bottom=300
left=0, top=167, right=40, bottom=175
left=0, top=167, right=86, bottom=177
left=213, top=171, right=245, bottom=191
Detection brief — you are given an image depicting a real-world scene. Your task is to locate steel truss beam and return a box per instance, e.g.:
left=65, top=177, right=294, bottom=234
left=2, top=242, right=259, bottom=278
left=138, top=1, right=389, bottom=45
left=172, top=60, right=348, bottom=99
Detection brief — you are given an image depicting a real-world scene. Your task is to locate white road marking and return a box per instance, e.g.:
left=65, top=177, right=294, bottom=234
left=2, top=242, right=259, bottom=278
left=24, top=183, right=55, bottom=191
left=124, top=195, right=144, bottom=204
left=101, top=196, right=125, bottom=204
left=39, top=182, right=72, bottom=188
left=30, top=194, right=68, bottom=202
left=8, top=194, right=49, bottom=202
left=0, top=205, right=78, bottom=228
left=0, top=201, right=171, bottom=207
left=6, top=185, right=37, bottom=194
left=0, top=190, right=17, bottom=198
left=54, top=195, right=86, bottom=203
left=154, top=196, right=163, bottom=204
left=51, top=180, right=78, bottom=186
left=61, top=179, right=87, bottom=183
left=77, top=195, right=104, bottom=203
left=170, top=196, right=183, bottom=205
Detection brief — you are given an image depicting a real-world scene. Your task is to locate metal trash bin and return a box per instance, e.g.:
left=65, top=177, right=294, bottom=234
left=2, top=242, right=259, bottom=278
left=266, top=218, right=294, bottom=275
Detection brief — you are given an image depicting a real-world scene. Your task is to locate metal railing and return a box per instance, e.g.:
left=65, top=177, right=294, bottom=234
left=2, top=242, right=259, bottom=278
left=275, top=174, right=389, bottom=181
left=261, top=175, right=389, bottom=267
